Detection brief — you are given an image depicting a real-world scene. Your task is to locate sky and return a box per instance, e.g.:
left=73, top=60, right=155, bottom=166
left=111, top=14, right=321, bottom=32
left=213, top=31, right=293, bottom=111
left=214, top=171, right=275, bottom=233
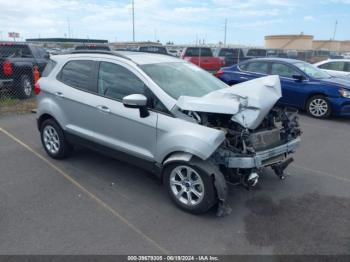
left=0, top=0, right=349, bottom=46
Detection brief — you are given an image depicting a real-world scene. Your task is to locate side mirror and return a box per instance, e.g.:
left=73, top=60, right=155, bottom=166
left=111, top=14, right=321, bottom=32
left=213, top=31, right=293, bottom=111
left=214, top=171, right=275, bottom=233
left=292, top=74, right=306, bottom=81
left=122, top=94, right=149, bottom=118
left=44, top=53, right=50, bottom=59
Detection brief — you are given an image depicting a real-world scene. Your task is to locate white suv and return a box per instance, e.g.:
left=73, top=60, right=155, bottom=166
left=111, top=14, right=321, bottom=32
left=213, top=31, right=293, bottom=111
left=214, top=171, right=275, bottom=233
left=36, top=50, right=301, bottom=215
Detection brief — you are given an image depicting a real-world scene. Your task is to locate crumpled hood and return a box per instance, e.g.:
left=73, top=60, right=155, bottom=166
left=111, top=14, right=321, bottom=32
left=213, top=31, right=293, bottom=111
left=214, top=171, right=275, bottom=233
left=176, top=75, right=282, bottom=129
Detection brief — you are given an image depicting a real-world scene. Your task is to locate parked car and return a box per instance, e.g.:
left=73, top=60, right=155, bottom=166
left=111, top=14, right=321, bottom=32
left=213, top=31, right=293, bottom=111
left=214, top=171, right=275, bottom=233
left=0, top=42, right=49, bottom=98
left=137, top=45, right=169, bottom=55
left=181, top=47, right=223, bottom=73
left=217, top=58, right=350, bottom=118
left=214, top=48, right=267, bottom=67
left=75, top=44, right=111, bottom=51
left=35, top=51, right=301, bottom=215
left=314, top=59, right=350, bottom=77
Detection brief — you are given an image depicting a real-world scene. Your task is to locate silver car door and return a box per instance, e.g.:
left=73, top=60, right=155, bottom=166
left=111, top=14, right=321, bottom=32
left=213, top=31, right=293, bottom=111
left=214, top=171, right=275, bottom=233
left=91, top=61, right=157, bottom=162
left=54, top=59, right=99, bottom=141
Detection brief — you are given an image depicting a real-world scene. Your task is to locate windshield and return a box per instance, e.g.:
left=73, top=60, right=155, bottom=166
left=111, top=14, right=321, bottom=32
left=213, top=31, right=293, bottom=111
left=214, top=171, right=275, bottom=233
left=141, top=62, right=227, bottom=99
left=294, top=61, right=331, bottom=79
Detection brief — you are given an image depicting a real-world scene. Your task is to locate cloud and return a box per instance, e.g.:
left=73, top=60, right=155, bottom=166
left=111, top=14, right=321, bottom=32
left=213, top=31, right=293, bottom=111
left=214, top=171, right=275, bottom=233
left=304, top=15, right=315, bottom=21
left=0, top=0, right=347, bottom=44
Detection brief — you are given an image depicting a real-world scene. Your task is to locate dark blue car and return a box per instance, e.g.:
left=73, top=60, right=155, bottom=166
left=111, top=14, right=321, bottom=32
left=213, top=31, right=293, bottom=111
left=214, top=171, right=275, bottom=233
left=218, top=58, right=350, bottom=118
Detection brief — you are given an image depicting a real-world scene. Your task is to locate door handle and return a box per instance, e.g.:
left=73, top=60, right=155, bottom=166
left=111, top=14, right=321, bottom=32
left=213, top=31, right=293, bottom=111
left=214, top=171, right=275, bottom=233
left=97, top=105, right=111, bottom=113
left=54, top=92, right=64, bottom=98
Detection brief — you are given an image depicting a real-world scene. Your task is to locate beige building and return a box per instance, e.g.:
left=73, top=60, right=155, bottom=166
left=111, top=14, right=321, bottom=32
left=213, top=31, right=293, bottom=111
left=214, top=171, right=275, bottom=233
left=265, top=34, right=314, bottom=50
left=265, top=34, right=350, bottom=52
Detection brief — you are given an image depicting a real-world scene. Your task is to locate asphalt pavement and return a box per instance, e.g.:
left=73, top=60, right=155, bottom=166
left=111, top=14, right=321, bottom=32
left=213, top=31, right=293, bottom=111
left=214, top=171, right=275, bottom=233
left=0, top=113, right=349, bottom=255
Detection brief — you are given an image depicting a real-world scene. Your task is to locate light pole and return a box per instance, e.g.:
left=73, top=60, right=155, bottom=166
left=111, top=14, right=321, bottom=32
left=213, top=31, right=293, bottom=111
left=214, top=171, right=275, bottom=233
left=224, top=19, right=227, bottom=46
left=132, top=0, right=135, bottom=42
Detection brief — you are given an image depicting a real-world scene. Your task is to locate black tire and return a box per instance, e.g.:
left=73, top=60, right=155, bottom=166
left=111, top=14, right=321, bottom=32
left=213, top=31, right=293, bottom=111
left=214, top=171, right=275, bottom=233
left=17, top=75, right=33, bottom=99
left=40, top=119, right=72, bottom=159
left=306, top=95, right=331, bottom=119
left=163, top=162, right=217, bottom=214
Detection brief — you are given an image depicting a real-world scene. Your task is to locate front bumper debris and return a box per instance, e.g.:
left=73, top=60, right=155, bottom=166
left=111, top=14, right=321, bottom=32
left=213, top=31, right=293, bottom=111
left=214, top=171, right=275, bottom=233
left=225, top=137, right=301, bottom=169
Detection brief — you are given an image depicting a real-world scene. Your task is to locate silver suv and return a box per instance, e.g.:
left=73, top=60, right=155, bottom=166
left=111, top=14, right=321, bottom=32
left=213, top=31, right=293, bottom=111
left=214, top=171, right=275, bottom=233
left=36, top=50, right=301, bottom=216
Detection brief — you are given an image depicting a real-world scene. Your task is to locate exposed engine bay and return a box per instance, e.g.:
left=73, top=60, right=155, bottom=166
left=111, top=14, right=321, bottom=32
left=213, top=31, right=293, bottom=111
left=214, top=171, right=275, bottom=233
left=174, top=75, right=302, bottom=191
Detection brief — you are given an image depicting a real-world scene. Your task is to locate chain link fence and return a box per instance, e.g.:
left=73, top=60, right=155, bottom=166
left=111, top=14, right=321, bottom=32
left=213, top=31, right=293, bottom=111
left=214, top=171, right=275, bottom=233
left=0, top=42, right=43, bottom=114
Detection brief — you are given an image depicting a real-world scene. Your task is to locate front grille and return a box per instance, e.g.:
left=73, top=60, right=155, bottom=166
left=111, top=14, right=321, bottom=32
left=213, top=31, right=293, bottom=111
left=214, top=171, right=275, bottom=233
left=250, top=128, right=281, bottom=151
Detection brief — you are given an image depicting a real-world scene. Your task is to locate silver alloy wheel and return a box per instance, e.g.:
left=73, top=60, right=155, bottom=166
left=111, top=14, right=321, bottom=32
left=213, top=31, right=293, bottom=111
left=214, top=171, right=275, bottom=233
left=169, top=165, right=205, bottom=206
left=43, top=125, right=60, bottom=154
left=23, top=77, right=32, bottom=97
left=309, top=98, right=328, bottom=117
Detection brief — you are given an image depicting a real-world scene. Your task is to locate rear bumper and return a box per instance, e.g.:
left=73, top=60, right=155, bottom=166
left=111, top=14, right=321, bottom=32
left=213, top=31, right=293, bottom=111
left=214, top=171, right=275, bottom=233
left=0, top=79, right=14, bottom=88
left=225, top=137, right=301, bottom=169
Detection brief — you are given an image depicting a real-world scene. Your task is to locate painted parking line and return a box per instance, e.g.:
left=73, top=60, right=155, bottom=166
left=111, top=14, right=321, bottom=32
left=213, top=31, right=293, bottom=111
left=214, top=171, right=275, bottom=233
left=292, top=164, right=350, bottom=184
left=0, top=127, right=169, bottom=255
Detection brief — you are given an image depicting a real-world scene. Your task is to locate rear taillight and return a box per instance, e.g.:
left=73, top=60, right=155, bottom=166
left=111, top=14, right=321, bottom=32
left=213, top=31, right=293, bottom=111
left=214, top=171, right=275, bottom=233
left=3, top=61, right=13, bottom=76
left=215, top=69, right=224, bottom=78
left=34, top=83, right=41, bottom=95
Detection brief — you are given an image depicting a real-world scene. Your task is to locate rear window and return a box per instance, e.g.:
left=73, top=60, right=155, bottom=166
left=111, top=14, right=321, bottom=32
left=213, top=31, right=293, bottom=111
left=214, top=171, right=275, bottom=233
left=185, top=48, right=213, bottom=57
left=42, top=60, right=57, bottom=77
left=75, top=45, right=110, bottom=51
left=58, top=60, right=96, bottom=92
left=139, top=46, right=168, bottom=54
left=240, top=61, right=268, bottom=74
left=219, top=49, right=234, bottom=57
left=0, top=44, right=33, bottom=58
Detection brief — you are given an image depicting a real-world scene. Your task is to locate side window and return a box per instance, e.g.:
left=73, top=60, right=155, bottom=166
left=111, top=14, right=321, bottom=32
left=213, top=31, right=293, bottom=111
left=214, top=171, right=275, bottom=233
left=59, top=60, right=96, bottom=92
left=271, top=63, right=299, bottom=78
left=345, top=62, right=350, bottom=72
left=241, top=62, right=268, bottom=74
left=98, top=62, right=145, bottom=101
left=42, top=60, right=57, bottom=77
left=319, top=62, right=345, bottom=71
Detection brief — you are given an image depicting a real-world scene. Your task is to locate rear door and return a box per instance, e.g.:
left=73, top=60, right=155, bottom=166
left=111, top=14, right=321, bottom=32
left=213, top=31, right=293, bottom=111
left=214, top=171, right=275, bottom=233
left=270, top=62, right=307, bottom=107
left=55, top=59, right=100, bottom=141
left=237, top=61, right=269, bottom=82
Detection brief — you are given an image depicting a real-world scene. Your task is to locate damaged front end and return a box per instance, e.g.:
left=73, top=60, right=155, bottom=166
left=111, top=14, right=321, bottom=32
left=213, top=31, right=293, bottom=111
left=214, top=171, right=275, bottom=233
left=174, top=76, right=302, bottom=215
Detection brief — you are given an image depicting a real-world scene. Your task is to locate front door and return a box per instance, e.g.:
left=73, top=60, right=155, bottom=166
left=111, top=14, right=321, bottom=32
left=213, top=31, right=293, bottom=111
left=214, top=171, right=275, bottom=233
left=91, top=61, right=157, bottom=162
left=270, top=62, right=307, bottom=107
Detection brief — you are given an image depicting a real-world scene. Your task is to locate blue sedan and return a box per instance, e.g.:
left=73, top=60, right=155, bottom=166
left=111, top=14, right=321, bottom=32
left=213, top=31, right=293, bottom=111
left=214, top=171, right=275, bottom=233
left=217, top=58, right=350, bottom=118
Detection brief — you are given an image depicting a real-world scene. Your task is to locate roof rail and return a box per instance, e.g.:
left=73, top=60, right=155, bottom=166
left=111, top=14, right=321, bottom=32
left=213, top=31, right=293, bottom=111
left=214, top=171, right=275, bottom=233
left=69, top=50, right=131, bottom=60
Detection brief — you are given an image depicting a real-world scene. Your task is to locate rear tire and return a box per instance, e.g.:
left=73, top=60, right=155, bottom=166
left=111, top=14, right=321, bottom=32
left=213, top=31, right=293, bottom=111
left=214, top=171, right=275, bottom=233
left=163, top=162, right=217, bottom=214
left=306, top=95, right=331, bottom=119
left=40, top=119, right=72, bottom=159
left=17, top=75, right=33, bottom=99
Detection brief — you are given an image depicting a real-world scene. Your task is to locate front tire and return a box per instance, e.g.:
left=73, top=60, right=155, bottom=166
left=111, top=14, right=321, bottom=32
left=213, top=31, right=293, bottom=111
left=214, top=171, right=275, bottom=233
left=163, top=162, right=217, bottom=214
left=40, top=119, right=72, bottom=159
left=306, top=95, right=331, bottom=118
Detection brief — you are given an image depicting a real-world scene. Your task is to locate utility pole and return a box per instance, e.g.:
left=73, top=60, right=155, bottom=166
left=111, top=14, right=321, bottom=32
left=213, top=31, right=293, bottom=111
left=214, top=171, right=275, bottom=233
left=332, top=20, right=338, bottom=40
left=224, top=19, right=227, bottom=46
left=67, top=17, right=71, bottom=38
left=132, top=0, right=135, bottom=42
